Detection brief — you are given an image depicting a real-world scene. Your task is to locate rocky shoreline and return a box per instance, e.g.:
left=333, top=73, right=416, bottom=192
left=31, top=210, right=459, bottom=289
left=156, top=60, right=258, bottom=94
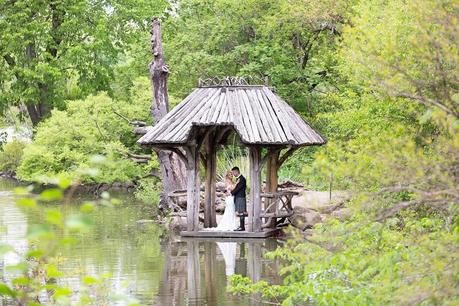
left=0, top=172, right=138, bottom=195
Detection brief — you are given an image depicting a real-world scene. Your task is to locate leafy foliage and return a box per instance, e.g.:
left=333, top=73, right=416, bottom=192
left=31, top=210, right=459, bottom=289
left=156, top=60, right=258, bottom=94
left=229, top=0, right=459, bottom=304
left=0, top=0, right=167, bottom=124
left=0, top=168, right=139, bottom=305
left=17, top=88, right=154, bottom=183
left=134, top=176, right=161, bottom=205
left=230, top=215, right=458, bottom=305
left=1, top=0, right=457, bottom=304
left=0, top=140, right=26, bottom=174
left=161, top=0, right=347, bottom=118
left=340, top=0, right=458, bottom=118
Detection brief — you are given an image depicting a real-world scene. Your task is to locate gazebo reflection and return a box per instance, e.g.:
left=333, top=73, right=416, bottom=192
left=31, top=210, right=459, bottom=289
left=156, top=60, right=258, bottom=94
left=154, top=238, right=280, bottom=306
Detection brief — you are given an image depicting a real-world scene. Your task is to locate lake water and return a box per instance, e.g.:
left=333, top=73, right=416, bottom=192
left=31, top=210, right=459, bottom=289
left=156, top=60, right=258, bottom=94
left=0, top=179, right=282, bottom=305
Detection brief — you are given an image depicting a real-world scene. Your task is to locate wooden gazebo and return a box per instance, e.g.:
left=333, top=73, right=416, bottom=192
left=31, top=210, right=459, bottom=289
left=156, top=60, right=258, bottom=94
left=138, top=77, right=325, bottom=238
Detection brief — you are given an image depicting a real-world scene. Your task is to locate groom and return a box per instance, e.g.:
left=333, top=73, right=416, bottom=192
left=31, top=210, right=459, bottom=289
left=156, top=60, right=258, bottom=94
left=231, top=166, right=247, bottom=231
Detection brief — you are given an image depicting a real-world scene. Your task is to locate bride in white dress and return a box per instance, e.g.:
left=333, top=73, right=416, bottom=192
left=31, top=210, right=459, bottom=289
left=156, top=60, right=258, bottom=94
left=215, top=171, right=237, bottom=231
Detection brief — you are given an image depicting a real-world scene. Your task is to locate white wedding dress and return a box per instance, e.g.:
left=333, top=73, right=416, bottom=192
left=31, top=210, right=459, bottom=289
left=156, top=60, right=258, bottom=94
left=215, top=194, right=237, bottom=231
left=216, top=242, right=237, bottom=276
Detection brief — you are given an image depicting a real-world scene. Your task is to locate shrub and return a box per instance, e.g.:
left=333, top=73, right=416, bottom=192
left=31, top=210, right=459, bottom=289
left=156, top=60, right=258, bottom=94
left=17, top=91, right=155, bottom=183
left=134, top=177, right=161, bottom=205
left=0, top=140, right=26, bottom=174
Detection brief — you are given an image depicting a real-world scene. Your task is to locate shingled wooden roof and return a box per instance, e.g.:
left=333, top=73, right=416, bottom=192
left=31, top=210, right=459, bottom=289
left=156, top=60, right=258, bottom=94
left=137, top=85, right=326, bottom=147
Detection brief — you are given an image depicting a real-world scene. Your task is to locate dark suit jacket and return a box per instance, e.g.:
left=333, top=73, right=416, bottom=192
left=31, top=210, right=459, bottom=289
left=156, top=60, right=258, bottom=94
left=231, top=175, right=246, bottom=198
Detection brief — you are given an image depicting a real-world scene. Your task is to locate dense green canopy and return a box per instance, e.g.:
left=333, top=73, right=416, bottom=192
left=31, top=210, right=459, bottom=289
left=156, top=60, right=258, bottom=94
left=0, top=0, right=457, bottom=304
left=0, top=0, right=167, bottom=124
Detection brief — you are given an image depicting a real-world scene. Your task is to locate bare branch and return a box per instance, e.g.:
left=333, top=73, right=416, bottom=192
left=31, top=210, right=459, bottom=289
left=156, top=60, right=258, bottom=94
left=111, top=107, right=147, bottom=126
left=127, top=152, right=152, bottom=160
left=375, top=200, right=421, bottom=222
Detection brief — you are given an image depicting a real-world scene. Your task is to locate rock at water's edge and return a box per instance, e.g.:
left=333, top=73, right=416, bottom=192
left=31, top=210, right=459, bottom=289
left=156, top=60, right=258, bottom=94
left=290, top=206, right=322, bottom=230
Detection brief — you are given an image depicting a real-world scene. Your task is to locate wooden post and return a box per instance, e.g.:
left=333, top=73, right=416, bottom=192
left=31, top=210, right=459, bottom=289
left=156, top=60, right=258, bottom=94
left=204, top=132, right=217, bottom=228
left=247, top=241, right=262, bottom=306
left=185, top=144, right=200, bottom=232
left=249, top=147, right=262, bottom=232
left=265, top=148, right=281, bottom=228
left=187, top=240, right=200, bottom=306
left=203, top=242, right=217, bottom=302
left=157, top=242, right=172, bottom=305
left=247, top=242, right=262, bottom=282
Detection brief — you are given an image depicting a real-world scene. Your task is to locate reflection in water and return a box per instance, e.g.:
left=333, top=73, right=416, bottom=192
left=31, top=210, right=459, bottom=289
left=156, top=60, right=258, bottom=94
left=217, top=242, right=237, bottom=276
left=0, top=190, right=28, bottom=281
left=0, top=179, right=281, bottom=305
left=156, top=239, right=280, bottom=306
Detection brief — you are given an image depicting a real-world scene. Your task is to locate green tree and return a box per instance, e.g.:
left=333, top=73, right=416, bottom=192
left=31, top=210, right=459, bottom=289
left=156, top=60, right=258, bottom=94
left=0, top=0, right=167, bottom=125
left=230, top=0, right=459, bottom=304
left=0, top=140, right=26, bottom=174
left=340, top=0, right=458, bottom=118
left=160, top=0, right=349, bottom=118
left=17, top=82, right=156, bottom=183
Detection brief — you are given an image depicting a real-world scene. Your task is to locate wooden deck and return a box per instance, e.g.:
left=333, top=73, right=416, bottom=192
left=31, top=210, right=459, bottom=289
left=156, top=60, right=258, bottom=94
left=180, top=228, right=280, bottom=238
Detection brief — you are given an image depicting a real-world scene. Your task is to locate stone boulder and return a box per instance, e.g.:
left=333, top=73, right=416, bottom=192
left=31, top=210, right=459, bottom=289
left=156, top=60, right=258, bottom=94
left=216, top=181, right=226, bottom=192
left=168, top=216, right=187, bottom=232
left=331, top=208, right=352, bottom=220
left=290, top=206, right=322, bottom=230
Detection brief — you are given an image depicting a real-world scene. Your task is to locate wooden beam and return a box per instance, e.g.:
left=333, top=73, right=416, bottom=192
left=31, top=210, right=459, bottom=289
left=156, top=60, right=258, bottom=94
left=180, top=228, right=280, bottom=238
left=260, top=147, right=281, bottom=169
left=164, top=147, right=187, bottom=165
left=184, top=145, right=200, bottom=232
left=249, top=146, right=262, bottom=232
left=210, top=150, right=217, bottom=227
left=264, top=148, right=281, bottom=228
left=216, top=125, right=232, bottom=143
left=278, top=147, right=298, bottom=166
left=204, top=130, right=217, bottom=228
left=203, top=126, right=218, bottom=143
left=196, top=126, right=216, bottom=150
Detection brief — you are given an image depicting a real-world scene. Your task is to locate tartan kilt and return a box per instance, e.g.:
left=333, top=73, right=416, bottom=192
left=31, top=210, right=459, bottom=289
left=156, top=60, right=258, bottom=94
left=234, top=197, right=247, bottom=213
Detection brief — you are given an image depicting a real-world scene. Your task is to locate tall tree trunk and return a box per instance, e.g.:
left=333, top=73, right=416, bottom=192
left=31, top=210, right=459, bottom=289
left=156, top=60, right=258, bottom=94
left=25, top=41, right=52, bottom=125
left=149, top=17, right=187, bottom=208
left=25, top=96, right=50, bottom=126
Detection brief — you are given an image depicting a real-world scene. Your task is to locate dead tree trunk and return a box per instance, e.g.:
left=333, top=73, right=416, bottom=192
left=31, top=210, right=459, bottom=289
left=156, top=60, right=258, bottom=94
left=149, top=17, right=187, bottom=208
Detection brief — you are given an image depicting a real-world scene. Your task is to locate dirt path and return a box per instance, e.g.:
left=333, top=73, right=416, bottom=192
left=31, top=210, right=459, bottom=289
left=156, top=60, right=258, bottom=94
left=292, top=190, right=350, bottom=211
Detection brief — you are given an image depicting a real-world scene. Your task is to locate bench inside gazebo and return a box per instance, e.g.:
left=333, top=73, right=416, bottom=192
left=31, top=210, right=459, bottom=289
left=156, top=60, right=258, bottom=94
left=138, top=77, right=326, bottom=238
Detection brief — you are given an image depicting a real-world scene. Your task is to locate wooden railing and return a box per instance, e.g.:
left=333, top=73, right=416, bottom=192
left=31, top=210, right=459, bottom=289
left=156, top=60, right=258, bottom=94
left=260, top=191, right=298, bottom=228
left=168, top=189, right=187, bottom=213
left=169, top=189, right=298, bottom=229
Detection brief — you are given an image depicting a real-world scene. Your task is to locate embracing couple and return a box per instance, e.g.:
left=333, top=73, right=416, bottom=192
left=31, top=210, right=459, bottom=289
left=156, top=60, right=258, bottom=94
left=216, top=166, right=247, bottom=231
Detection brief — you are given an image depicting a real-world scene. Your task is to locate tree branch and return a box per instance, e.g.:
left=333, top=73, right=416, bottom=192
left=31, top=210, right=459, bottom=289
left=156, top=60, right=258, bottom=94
left=127, top=152, right=152, bottom=160
left=112, top=107, right=147, bottom=126
left=278, top=148, right=298, bottom=166
left=3, top=54, right=15, bottom=67
left=395, top=93, right=458, bottom=118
